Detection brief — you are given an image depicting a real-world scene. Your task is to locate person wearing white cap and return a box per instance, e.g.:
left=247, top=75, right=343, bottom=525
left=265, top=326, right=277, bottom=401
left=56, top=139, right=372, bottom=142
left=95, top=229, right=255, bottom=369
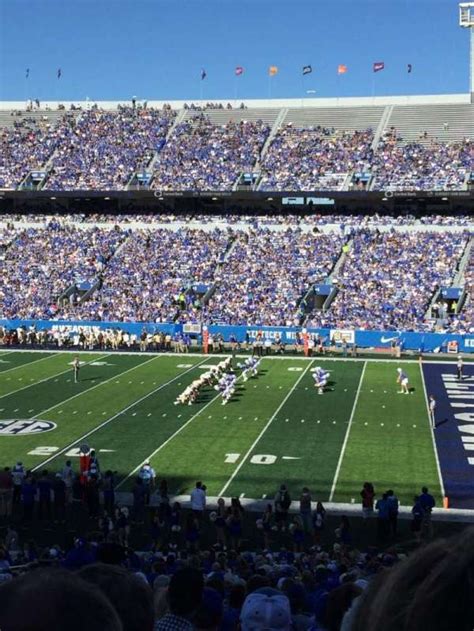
left=396, top=367, right=409, bottom=394
left=240, top=588, right=292, bottom=631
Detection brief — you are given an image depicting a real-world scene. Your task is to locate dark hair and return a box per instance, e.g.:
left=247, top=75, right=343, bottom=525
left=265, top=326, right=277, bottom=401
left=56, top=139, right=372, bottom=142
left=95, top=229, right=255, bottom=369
left=78, top=563, right=154, bottom=631
left=0, top=569, right=122, bottom=631
left=167, top=567, right=203, bottom=616
left=352, top=529, right=474, bottom=631
left=325, top=582, right=363, bottom=631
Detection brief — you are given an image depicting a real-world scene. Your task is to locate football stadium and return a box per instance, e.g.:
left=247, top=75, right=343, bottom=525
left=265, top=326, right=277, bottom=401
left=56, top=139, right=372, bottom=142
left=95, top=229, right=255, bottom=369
left=0, top=1, right=473, bottom=629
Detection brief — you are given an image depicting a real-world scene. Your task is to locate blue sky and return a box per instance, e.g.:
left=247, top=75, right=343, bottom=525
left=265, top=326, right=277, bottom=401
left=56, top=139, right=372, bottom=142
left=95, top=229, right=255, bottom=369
left=0, top=0, right=469, bottom=102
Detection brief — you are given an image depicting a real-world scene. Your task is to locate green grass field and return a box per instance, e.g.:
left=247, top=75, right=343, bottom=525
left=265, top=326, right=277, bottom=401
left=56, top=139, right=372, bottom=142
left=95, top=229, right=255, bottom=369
left=0, top=351, right=443, bottom=505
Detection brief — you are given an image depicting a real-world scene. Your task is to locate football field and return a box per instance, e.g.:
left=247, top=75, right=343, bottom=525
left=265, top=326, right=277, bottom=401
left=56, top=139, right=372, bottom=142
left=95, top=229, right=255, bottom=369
left=0, top=350, right=451, bottom=506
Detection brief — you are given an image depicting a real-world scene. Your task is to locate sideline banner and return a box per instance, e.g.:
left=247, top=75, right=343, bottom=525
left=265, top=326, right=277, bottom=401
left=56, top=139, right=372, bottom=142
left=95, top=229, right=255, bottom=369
left=1, top=319, right=473, bottom=354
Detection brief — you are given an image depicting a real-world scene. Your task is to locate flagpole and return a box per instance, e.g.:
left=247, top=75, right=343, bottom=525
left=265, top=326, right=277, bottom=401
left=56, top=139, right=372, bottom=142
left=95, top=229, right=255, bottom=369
left=234, top=74, right=237, bottom=108
left=268, top=74, right=271, bottom=99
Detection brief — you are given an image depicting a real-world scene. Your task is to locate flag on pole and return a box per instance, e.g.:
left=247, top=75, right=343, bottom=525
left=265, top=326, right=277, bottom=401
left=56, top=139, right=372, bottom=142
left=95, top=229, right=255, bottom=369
left=57, top=68, right=62, bottom=79
left=337, top=64, right=347, bottom=75
left=302, top=65, right=312, bottom=75
left=269, top=65, right=278, bottom=76
left=407, top=63, right=412, bottom=73
left=235, top=66, right=244, bottom=76
left=373, top=62, right=385, bottom=72
left=201, top=68, right=207, bottom=80
left=25, top=68, right=30, bottom=79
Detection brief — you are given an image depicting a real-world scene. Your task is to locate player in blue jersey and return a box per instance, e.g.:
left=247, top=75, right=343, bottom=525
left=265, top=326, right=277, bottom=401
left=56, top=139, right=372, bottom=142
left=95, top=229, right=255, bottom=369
left=313, top=366, right=329, bottom=395
left=396, top=367, right=410, bottom=394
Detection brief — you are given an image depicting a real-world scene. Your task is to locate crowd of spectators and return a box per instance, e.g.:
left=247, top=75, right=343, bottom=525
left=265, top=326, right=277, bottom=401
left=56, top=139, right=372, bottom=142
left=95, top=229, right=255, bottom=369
left=203, top=229, right=344, bottom=326
left=46, top=107, right=175, bottom=190
left=307, top=229, right=469, bottom=331
left=0, top=105, right=472, bottom=191
left=151, top=115, right=270, bottom=191
left=61, top=228, right=230, bottom=322
left=0, top=118, right=63, bottom=188
left=259, top=125, right=374, bottom=191
left=0, top=214, right=471, bottom=330
left=446, top=248, right=474, bottom=334
left=1, top=212, right=472, bottom=228
left=0, top=223, right=126, bottom=319
left=371, top=130, right=472, bottom=191
left=0, top=452, right=462, bottom=631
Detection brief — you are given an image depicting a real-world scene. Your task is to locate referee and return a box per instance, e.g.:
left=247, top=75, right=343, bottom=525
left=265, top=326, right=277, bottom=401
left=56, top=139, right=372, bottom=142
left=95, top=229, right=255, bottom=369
left=72, top=356, right=80, bottom=383
left=429, top=395, right=436, bottom=429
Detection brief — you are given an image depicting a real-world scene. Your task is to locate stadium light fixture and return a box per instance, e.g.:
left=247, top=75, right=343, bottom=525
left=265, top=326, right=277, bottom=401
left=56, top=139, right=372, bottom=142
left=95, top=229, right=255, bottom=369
left=459, top=2, right=474, bottom=102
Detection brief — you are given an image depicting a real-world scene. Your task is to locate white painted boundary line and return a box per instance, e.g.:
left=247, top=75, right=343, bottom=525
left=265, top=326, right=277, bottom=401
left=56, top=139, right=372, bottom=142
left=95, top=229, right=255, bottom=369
left=117, top=356, right=243, bottom=489
left=0, top=353, right=113, bottom=400
left=32, top=358, right=209, bottom=472
left=1, top=347, right=471, bottom=365
left=218, top=360, right=314, bottom=497
left=419, top=361, right=446, bottom=498
left=329, top=361, right=367, bottom=502
left=0, top=351, right=61, bottom=375
left=29, top=354, right=161, bottom=421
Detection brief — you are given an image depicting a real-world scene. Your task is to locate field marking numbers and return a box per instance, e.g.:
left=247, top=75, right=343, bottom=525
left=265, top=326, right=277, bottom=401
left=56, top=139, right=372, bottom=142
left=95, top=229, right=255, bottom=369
left=32, top=359, right=208, bottom=472
left=329, top=361, right=367, bottom=501
left=28, top=446, right=59, bottom=456
left=218, top=361, right=314, bottom=496
left=116, top=356, right=240, bottom=489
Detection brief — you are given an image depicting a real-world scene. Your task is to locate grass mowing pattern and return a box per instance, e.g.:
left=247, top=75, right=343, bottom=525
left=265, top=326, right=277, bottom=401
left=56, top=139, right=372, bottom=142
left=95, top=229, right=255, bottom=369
left=224, top=360, right=364, bottom=501
left=0, top=352, right=55, bottom=374
left=332, top=361, right=442, bottom=505
left=0, top=352, right=443, bottom=505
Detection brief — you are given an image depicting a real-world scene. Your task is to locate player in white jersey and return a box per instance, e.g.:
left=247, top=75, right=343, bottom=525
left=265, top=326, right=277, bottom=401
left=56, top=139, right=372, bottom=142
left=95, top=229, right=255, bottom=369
left=457, top=356, right=464, bottom=381
left=396, top=367, right=409, bottom=394
left=313, top=366, right=329, bottom=395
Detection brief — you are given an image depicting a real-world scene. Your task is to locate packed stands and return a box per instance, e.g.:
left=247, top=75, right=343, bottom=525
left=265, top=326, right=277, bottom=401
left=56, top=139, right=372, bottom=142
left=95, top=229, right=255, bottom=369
left=46, top=106, right=175, bottom=190
left=0, top=214, right=472, bottom=330
left=151, top=114, right=271, bottom=191
left=307, top=229, right=469, bottom=331
left=61, top=228, right=230, bottom=323
left=0, top=98, right=471, bottom=192
left=203, top=229, right=344, bottom=326
left=371, top=131, right=471, bottom=191
left=0, top=223, right=126, bottom=319
left=0, top=117, right=63, bottom=188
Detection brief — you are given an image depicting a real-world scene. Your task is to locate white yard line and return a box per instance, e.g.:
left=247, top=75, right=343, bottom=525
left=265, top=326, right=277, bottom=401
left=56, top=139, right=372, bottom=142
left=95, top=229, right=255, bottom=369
left=29, top=354, right=162, bottom=421
left=32, top=358, right=208, bottom=472
left=218, top=360, right=314, bottom=497
left=116, top=356, right=243, bottom=489
left=419, top=360, right=446, bottom=498
left=329, top=361, right=367, bottom=502
left=0, top=353, right=113, bottom=400
left=0, top=351, right=63, bottom=375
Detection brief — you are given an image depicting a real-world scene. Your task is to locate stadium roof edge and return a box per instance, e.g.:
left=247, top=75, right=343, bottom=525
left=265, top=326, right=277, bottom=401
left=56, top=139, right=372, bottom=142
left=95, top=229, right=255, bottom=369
left=0, top=93, right=471, bottom=110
